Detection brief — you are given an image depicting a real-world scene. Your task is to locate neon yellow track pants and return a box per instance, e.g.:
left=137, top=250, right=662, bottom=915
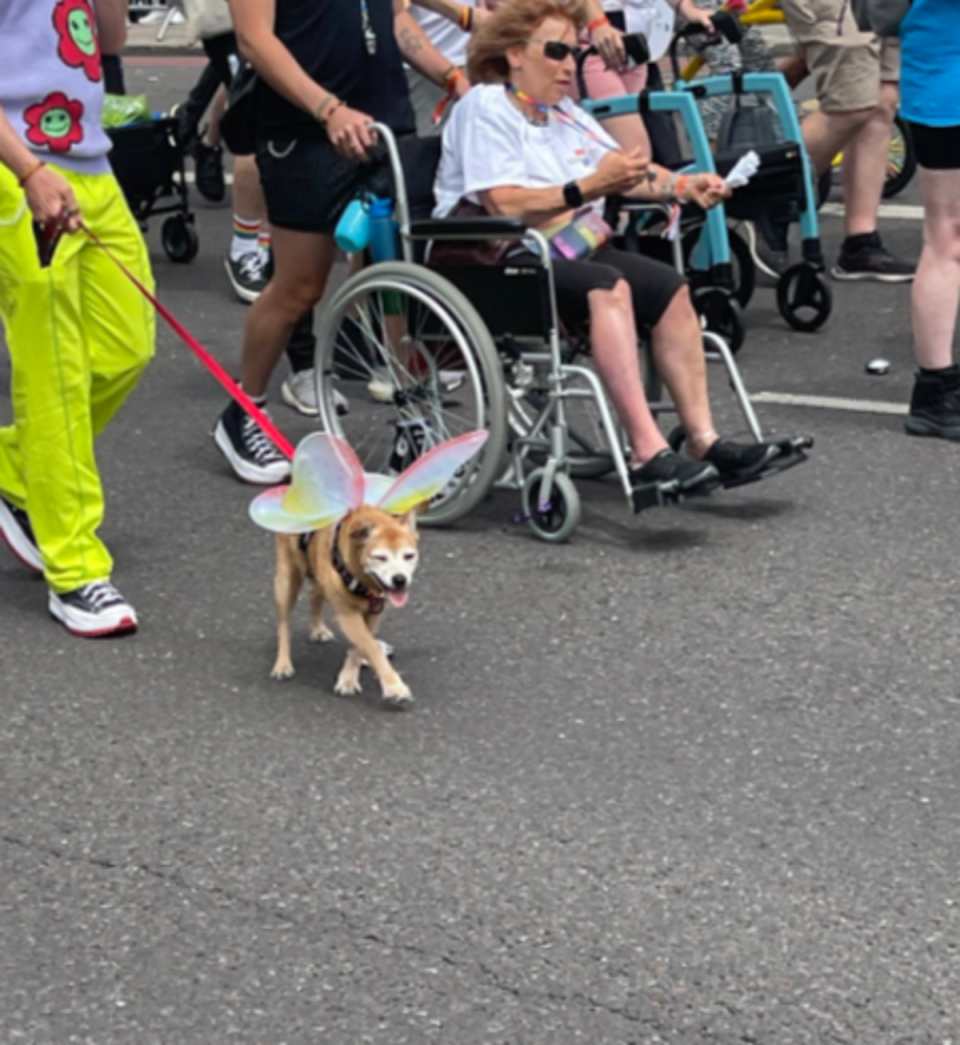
left=0, top=164, right=155, bottom=593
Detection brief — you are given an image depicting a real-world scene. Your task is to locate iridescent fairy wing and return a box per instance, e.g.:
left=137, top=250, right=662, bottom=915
left=249, top=432, right=365, bottom=533
left=363, top=472, right=394, bottom=505
left=377, top=430, right=489, bottom=515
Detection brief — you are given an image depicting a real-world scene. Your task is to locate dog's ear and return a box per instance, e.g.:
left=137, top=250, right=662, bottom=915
left=349, top=522, right=372, bottom=543
left=399, top=507, right=419, bottom=534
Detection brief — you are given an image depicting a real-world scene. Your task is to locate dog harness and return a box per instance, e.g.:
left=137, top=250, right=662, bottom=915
left=325, top=523, right=386, bottom=615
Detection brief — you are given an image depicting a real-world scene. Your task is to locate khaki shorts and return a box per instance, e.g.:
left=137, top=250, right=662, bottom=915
left=782, top=0, right=900, bottom=113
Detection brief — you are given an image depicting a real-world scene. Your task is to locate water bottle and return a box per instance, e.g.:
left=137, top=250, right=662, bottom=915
left=367, top=196, right=399, bottom=263
left=334, top=196, right=371, bottom=254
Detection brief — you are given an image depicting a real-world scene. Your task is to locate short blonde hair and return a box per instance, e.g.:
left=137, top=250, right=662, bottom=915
left=467, top=0, right=590, bottom=85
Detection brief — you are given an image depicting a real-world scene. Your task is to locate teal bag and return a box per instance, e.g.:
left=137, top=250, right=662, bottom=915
left=849, top=0, right=911, bottom=36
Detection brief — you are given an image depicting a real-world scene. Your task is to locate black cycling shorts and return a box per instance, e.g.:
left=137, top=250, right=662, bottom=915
left=906, top=121, right=960, bottom=171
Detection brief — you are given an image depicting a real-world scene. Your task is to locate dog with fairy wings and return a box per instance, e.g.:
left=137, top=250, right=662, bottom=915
left=250, top=429, right=488, bottom=708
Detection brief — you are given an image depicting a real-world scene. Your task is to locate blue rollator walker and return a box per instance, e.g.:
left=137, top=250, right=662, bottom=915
left=581, top=18, right=833, bottom=347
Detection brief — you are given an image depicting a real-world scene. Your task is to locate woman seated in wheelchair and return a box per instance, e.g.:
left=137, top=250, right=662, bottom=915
left=432, top=0, right=795, bottom=504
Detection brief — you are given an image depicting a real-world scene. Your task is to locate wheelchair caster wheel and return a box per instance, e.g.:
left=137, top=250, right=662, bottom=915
left=777, top=264, right=832, bottom=333
left=161, top=215, right=198, bottom=264
left=693, top=287, right=745, bottom=354
left=521, top=468, right=580, bottom=543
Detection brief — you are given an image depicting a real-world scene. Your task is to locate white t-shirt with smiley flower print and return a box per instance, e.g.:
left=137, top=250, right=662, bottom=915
left=433, top=83, right=618, bottom=220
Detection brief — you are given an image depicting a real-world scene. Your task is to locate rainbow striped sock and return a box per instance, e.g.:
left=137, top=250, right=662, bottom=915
left=230, top=215, right=261, bottom=261
left=258, top=229, right=272, bottom=265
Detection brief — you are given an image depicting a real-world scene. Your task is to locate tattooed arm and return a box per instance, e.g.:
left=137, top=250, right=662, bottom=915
left=394, top=0, right=470, bottom=94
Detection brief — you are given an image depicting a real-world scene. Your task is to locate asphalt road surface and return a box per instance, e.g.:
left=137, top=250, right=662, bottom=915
left=1, top=61, right=958, bottom=1045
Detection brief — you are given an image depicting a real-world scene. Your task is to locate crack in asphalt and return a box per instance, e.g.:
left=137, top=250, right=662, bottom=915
left=2, top=832, right=663, bottom=1032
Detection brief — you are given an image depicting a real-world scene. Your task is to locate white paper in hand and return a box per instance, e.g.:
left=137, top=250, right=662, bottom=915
left=723, top=150, right=761, bottom=190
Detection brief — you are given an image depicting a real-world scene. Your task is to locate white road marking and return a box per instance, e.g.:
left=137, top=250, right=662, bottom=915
left=751, top=391, right=908, bottom=416
left=820, top=201, right=924, bottom=222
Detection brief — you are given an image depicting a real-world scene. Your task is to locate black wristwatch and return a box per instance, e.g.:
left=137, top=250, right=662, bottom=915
left=563, top=180, right=584, bottom=209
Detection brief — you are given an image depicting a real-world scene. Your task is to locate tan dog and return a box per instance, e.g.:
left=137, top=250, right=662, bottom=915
left=270, top=505, right=420, bottom=708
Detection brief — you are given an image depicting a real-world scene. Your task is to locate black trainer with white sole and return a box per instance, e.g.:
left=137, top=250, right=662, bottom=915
left=629, top=450, right=719, bottom=512
left=0, top=494, right=43, bottom=573
left=49, top=581, right=138, bottom=638
left=213, top=399, right=292, bottom=485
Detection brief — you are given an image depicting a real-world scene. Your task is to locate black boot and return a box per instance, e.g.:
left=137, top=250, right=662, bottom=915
left=905, top=365, right=960, bottom=441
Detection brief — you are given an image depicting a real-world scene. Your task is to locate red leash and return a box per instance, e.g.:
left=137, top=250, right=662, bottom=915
left=82, top=222, right=296, bottom=460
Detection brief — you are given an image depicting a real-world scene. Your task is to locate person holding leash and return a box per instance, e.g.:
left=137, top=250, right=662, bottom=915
left=0, top=0, right=155, bottom=637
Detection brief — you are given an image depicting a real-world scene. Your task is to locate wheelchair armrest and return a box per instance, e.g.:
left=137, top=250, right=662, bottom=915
left=409, top=217, right=529, bottom=239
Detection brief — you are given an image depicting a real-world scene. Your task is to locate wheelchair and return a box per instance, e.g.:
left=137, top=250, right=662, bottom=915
left=312, top=125, right=810, bottom=543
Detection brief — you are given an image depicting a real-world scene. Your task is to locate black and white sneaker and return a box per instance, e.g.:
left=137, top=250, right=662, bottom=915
left=831, top=232, right=915, bottom=283
left=49, top=581, right=138, bottom=638
left=0, top=494, right=43, bottom=573
left=193, top=137, right=225, bottom=203
left=388, top=417, right=432, bottom=474
left=213, top=399, right=292, bottom=485
left=224, top=252, right=268, bottom=304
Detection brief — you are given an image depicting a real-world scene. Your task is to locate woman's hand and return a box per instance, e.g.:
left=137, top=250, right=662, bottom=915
left=586, top=148, right=651, bottom=197
left=325, top=105, right=378, bottom=161
left=681, top=172, right=729, bottom=209
left=677, top=0, right=716, bottom=34
left=590, top=22, right=626, bottom=71
left=24, top=165, right=82, bottom=232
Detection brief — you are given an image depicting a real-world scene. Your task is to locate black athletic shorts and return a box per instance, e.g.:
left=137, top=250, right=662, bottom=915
left=256, top=133, right=392, bottom=234
left=511, top=246, right=686, bottom=330
left=906, top=121, right=960, bottom=171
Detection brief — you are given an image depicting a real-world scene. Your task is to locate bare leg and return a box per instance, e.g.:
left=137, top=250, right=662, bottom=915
left=231, top=154, right=266, bottom=220
left=598, top=115, right=651, bottom=158
left=912, top=167, right=960, bottom=370
left=841, top=82, right=899, bottom=237
left=648, top=286, right=718, bottom=455
left=587, top=281, right=668, bottom=464
left=202, top=84, right=228, bottom=149
left=801, top=107, right=873, bottom=176
left=239, top=228, right=337, bottom=397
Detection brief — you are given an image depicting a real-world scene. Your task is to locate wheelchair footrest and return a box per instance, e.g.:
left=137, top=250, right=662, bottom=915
left=719, top=435, right=813, bottom=491
left=631, top=476, right=718, bottom=514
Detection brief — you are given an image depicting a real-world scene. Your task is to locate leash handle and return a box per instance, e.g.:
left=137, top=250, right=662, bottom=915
left=81, top=222, right=296, bottom=461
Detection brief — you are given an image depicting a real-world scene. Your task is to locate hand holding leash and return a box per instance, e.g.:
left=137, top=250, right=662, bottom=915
left=21, top=162, right=82, bottom=232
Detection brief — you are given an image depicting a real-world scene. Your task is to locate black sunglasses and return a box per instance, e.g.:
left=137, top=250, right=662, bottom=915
left=532, top=39, right=584, bottom=62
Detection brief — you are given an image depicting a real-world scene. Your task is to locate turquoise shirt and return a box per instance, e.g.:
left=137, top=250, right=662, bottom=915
left=901, top=0, right=960, bottom=127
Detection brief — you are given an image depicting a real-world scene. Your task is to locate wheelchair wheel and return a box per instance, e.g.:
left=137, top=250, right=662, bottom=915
left=521, top=468, right=581, bottom=543
left=693, top=287, right=745, bottom=354
left=313, top=262, right=508, bottom=527
left=777, top=264, right=833, bottom=333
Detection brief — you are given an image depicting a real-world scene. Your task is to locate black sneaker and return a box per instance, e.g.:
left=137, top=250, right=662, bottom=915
left=905, top=367, right=960, bottom=441
left=213, top=399, right=292, bottom=485
left=831, top=232, right=915, bottom=283
left=388, top=418, right=432, bottom=474
left=48, top=580, right=138, bottom=638
left=701, top=438, right=781, bottom=484
left=629, top=449, right=719, bottom=511
left=224, top=252, right=268, bottom=304
left=194, top=138, right=225, bottom=203
left=0, top=494, right=43, bottom=573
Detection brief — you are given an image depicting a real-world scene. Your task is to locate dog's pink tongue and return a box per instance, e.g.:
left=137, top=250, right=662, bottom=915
left=387, top=590, right=410, bottom=609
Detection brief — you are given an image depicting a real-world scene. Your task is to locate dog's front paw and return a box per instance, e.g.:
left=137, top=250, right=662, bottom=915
left=271, top=661, right=296, bottom=681
left=381, top=678, right=413, bottom=709
left=309, top=622, right=335, bottom=643
left=334, top=671, right=362, bottom=696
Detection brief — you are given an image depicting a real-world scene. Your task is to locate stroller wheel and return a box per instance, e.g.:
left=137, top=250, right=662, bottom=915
left=161, top=215, right=199, bottom=264
left=693, top=287, right=745, bottom=354
left=777, top=264, right=832, bottom=333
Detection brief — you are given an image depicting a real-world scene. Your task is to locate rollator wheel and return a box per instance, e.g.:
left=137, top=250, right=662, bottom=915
left=684, top=227, right=756, bottom=310
left=777, top=264, right=833, bottom=333
left=693, top=287, right=745, bottom=354
left=521, top=469, right=581, bottom=544
left=161, top=215, right=198, bottom=263
left=313, top=262, right=508, bottom=527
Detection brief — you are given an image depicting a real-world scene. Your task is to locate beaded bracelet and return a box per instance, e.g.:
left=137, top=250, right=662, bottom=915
left=18, top=160, right=46, bottom=188
left=587, top=15, right=610, bottom=32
